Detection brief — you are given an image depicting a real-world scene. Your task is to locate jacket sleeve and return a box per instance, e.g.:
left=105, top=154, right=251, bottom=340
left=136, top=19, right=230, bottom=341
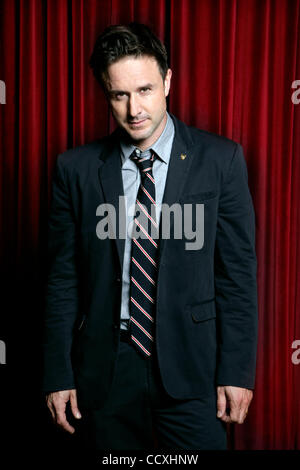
left=215, top=143, right=258, bottom=389
left=42, top=155, right=79, bottom=393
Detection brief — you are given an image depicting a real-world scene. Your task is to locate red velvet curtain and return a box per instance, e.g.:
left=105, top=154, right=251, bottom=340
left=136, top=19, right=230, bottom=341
left=1, top=0, right=299, bottom=451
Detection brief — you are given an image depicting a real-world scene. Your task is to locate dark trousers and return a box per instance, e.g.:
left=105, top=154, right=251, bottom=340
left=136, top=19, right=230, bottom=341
left=76, top=331, right=227, bottom=451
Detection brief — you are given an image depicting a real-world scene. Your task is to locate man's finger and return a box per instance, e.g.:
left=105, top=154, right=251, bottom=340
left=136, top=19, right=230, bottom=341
left=235, top=392, right=252, bottom=423
left=70, top=390, right=82, bottom=420
left=229, top=398, right=249, bottom=423
left=220, top=414, right=232, bottom=423
left=237, top=405, right=249, bottom=423
left=228, top=400, right=240, bottom=423
left=46, top=400, right=56, bottom=421
left=216, top=386, right=227, bottom=419
left=46, top=396, right=57, bottom=421
left=56, top=410, right=75, bottom=434
left=241, top=408, right=249, bottom=422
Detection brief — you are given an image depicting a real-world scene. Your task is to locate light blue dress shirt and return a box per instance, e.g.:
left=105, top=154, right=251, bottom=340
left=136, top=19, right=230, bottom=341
left=119, top=113, right=175, bottom=329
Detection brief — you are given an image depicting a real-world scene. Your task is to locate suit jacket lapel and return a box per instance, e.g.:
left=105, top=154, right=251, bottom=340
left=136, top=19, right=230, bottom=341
left=158, top=114, right=196, bottom=261
left=98, top=131, right=125, bottom=271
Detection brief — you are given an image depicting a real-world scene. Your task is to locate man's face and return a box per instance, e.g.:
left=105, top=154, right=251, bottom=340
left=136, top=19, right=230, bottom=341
left=104, top=56, right=172, bottom=150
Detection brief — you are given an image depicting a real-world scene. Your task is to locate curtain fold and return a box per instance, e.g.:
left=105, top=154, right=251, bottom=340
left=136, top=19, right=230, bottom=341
left=0, top=0, right=299, bottom=450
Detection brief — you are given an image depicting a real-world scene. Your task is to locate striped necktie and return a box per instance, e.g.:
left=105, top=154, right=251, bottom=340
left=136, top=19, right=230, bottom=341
left=129, top=149, right=159, bottom=357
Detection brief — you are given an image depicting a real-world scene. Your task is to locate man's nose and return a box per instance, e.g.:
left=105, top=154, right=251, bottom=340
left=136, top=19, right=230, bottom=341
left=128, top=94, right=142, bottom=118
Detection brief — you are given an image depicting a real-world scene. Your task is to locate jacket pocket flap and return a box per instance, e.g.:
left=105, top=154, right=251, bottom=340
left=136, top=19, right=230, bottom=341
left=189, top=299, right=216, bottom=323
left=180, top=190, right=218, bottom=203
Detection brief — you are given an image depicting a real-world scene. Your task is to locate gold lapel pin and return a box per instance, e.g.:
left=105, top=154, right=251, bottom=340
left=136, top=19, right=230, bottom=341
left=180, top=153, right=187, bottom=160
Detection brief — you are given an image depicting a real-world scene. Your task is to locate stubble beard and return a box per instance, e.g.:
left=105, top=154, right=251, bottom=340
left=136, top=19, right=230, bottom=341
left=126, top=111, right=166, bottom=148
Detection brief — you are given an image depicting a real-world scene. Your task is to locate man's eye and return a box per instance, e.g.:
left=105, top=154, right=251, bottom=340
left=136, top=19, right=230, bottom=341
left=115, top=92, right=126, bottom=99
left=140, top=88, right=150, bottom=94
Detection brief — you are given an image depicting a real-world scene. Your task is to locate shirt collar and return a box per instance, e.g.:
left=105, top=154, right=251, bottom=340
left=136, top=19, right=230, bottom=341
left=120, top=112, right=174, bottom=166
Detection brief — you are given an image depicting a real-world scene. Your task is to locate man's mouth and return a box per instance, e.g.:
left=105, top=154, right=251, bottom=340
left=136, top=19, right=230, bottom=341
left=128, top=118, right=148, bottom=127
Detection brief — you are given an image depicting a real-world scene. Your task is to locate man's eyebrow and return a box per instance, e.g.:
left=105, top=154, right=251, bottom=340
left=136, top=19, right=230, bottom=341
left=109, top=84, right=154, bottom=95
left=137, top=83, right=153, bottom=90
left=108, top=89, right=127, bottom=95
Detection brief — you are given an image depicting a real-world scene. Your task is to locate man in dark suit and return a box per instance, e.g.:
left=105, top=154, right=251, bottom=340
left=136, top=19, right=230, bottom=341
left=43, top=23, right=258, bottom=451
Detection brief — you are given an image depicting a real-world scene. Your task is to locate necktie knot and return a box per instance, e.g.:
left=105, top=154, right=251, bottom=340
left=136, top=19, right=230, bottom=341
left=131, top=150, right=155, bottom=176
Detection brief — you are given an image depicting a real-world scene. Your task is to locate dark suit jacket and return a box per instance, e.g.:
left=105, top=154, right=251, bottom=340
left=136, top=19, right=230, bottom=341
left=43, top=114, right=258, bottom=410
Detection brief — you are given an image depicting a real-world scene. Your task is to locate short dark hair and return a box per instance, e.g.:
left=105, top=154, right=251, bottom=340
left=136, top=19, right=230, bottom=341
left=89, top=23, right=168, bottom=88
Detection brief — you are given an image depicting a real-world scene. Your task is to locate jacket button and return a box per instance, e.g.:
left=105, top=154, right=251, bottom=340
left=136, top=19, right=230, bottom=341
left=116, top=277, right=121, bottom=282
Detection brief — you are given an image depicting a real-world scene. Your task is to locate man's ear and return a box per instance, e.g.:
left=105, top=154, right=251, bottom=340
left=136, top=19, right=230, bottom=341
left=164, top=69, right=172, bottom=97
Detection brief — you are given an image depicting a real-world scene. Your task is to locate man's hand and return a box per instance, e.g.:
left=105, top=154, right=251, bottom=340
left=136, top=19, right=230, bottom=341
left=46, top=389, right=82, bottom=434
left=216, top=386, right=253, bottom=424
